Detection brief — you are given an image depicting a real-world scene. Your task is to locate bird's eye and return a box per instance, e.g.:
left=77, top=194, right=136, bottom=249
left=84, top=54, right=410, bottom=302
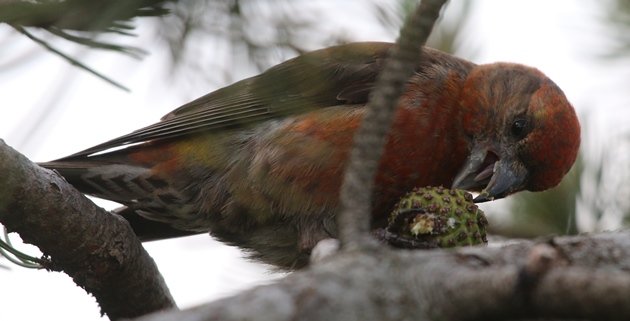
left=511, top=118, right=528, bottom=139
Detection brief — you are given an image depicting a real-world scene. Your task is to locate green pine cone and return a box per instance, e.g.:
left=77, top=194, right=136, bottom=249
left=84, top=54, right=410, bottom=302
left=386, top=186, right=488, bottom=248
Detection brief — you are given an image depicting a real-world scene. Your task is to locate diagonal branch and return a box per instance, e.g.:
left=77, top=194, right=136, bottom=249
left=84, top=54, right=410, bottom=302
left=338, top=0, right=448, bottom=250
left=0, top=140, right=175, bottom=320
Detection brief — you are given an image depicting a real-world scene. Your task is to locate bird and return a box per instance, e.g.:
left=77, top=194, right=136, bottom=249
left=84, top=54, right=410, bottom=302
left=39, top=42, right=581, bottom=269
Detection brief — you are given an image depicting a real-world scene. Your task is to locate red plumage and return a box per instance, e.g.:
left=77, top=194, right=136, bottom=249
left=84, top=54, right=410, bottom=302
left=39, top=42, right=580, bottom=268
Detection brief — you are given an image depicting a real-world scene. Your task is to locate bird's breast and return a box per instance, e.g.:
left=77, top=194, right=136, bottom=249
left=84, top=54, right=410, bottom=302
left=240, top=99, right=469, bottom=221
left=374, top=90, right=470, bottom=218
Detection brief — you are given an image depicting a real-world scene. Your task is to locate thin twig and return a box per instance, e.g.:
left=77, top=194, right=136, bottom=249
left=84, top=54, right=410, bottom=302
left=338, top=0, right=448, bottom=250
left=0, top=227, right=45, bottom=268
left=47, top=27, right=147, bottom=59
left=11, top=25, right=130, bottom=91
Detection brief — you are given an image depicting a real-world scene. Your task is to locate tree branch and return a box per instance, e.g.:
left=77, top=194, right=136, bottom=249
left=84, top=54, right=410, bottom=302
left=338, top=0, right=447, bottom=250
left=0, top=0, right=169, bottom=32
left=1, top=0, right=173, bottom=90
left=0, top=140, right=175, bottom=320
left=132, top=232, right=630, bottom=321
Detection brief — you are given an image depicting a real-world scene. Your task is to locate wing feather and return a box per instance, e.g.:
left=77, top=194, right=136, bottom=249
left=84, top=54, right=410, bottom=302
left=58, top=42, right=393, bottom=160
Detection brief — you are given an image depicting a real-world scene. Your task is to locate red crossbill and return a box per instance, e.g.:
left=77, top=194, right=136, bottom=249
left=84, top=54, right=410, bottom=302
left=40, top=42, right=580, bottom=269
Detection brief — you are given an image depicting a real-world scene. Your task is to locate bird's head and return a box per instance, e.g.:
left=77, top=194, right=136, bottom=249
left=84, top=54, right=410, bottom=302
left=452, top=63, right=580, bottom=202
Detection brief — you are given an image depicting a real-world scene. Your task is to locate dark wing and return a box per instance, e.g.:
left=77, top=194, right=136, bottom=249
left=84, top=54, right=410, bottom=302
left=58, top=42, right=393, bottom=160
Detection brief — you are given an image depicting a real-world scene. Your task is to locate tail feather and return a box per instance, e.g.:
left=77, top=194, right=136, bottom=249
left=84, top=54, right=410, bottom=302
left=39, top=159, right=154, bottom=204
left=39, top=159, right=202, bottom=241
left=113, top=207, right=203, bottom=241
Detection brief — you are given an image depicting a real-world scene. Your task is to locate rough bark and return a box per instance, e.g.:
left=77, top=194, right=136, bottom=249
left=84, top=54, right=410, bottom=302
left=0, top=140, right=176, bottom=320
left=133, top=232, right=630, bottom=321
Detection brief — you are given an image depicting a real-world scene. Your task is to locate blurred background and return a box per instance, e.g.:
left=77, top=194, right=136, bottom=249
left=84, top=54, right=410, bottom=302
left=1, top=0, right=629, bottom=320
